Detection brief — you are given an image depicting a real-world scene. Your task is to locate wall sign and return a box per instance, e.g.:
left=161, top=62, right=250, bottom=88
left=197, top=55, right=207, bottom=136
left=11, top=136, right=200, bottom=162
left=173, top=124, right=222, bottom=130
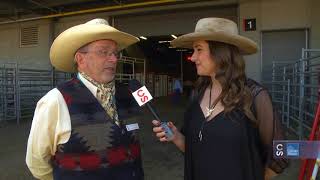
left=244, top=18, right=256, bottom=31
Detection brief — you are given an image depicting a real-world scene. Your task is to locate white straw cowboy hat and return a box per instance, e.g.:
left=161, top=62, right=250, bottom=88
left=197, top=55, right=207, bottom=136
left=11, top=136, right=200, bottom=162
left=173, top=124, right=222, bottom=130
left=171, top=17, right=258, bottom=55
left=50, top=18, right=139, bottom=72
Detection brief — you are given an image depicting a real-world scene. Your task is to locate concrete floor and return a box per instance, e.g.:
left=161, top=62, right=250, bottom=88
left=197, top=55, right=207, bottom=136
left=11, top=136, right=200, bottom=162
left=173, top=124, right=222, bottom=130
left=0, top=96, right=300, bottom=180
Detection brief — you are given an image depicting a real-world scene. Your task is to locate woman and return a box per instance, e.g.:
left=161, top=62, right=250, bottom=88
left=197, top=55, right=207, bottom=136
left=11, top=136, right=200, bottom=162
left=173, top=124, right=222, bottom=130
left=152, top=17, right=287, bottom=180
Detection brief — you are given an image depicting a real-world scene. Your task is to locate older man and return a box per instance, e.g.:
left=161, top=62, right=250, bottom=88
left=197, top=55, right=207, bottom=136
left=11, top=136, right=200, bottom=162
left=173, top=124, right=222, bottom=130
left=26, top=18, right=143, bottom=180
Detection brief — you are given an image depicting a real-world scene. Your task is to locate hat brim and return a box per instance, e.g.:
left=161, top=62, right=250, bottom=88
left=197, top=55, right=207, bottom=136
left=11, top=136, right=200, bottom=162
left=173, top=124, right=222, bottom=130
left=50, top=24, right=139, bottom=72
left=171, top=31, right=258, bottom=55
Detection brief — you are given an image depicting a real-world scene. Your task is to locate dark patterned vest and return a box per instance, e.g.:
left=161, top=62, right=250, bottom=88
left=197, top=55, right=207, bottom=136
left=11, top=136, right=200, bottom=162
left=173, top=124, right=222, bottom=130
left=52, top=78, right=144, bottom=180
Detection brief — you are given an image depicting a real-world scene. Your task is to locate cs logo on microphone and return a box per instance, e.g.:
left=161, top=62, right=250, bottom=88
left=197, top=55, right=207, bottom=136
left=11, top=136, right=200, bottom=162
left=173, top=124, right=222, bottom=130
left=132, top=86, right=153, bottom=106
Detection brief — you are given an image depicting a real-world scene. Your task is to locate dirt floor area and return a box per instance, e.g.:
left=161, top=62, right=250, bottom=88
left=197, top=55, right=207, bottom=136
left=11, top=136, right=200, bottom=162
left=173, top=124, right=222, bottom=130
left=0, top=96, right=300, bottom=180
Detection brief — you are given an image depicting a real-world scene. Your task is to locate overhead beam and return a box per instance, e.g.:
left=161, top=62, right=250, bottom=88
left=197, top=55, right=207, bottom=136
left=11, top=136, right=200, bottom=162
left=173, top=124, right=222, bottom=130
left=0, top=0, right=237, bottom=25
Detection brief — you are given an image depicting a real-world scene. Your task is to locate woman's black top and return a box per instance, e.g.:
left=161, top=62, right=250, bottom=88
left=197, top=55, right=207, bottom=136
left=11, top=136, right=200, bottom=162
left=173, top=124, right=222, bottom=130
left=182, top=102, right=264, bottom=180
left=182, top=79, right=289, bottom=180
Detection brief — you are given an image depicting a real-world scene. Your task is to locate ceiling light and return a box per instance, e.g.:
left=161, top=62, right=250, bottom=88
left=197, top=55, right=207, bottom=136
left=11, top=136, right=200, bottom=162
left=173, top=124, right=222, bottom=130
left=158, top=40, right=171, bottom=43
left=171, top=34, right=177, bottom=39
left=176, top=49, right=188, bottom=52
left=139, top=36, right=147, bottom=40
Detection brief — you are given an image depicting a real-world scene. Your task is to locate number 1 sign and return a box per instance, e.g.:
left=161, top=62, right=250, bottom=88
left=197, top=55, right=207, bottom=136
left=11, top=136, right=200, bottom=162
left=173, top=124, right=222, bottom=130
left=244, top=18, right=256, bottom=31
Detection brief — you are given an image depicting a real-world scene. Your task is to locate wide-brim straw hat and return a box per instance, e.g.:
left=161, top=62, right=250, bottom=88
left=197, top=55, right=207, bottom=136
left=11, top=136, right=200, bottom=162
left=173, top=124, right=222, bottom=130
left=171, top=17, right=257, bottom=55
left=50, top=18, right=139, bottom=72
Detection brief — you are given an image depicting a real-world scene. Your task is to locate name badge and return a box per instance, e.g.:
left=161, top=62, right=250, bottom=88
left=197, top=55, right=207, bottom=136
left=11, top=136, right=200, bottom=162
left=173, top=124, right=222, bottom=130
left=126, top=123, right=139, bottom=131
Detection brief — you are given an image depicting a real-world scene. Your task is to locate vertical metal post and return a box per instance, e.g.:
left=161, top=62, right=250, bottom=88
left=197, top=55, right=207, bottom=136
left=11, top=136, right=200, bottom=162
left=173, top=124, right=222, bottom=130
left=298, top=50, right=306, bottom=139
left=15, top=63, right=20, bottom=125
left=287, top=79, right=291, bottom=129
left=293, top=63, right=298, bottom=114
left=3, top=64, right=7, bottom=122
left=282, top=66, right=286, bottom=124
left=0, top=65, right=3, bottom=122
left=111, top=16, right=115, bottom=27
left=50, top=19, right=56, bottom=87
left=272, top=61, right=275, bottom=99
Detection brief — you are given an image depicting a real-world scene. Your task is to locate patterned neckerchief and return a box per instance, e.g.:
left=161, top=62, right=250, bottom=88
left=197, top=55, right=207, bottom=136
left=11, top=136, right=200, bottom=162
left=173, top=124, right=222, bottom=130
left=79, top=72, right=119, bottom=125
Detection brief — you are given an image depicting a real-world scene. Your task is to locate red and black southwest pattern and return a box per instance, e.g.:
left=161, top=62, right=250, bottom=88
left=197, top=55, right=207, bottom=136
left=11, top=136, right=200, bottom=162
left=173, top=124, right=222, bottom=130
left=53, top=78, right=143, bottom=180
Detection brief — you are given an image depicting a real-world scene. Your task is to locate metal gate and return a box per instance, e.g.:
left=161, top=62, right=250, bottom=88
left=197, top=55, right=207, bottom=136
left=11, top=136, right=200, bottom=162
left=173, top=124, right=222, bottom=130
left=262, top=49, right=320, bottom=139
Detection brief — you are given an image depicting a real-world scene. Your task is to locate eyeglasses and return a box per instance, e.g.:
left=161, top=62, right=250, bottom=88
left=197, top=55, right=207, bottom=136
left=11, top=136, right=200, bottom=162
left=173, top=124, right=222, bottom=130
left=80, top=50, right=122, bottom=59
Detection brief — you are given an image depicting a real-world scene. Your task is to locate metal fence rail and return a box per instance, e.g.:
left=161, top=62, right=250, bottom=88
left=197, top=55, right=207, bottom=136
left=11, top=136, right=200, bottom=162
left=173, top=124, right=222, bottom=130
left=0, top=64, right=72, bottom=124
left=0, top=63, right=18, bottom=123
left=18, top=68, right=70, bottom=123
left=262, top=49, right=320, bottom=139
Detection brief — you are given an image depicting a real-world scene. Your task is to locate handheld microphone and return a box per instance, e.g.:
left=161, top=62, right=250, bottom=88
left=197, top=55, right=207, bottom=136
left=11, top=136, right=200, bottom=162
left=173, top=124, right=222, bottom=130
left=129, top=79, right=173, bottom=139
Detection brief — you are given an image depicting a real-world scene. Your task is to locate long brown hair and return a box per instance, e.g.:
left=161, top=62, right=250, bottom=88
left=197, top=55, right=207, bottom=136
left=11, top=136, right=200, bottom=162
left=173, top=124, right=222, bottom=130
left=194, top=41, right=256, bottom=123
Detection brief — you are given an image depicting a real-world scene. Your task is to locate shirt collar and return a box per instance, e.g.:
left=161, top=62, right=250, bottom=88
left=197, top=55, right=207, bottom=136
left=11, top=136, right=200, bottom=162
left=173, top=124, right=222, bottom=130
left=77, top=72, right=98, bottom=97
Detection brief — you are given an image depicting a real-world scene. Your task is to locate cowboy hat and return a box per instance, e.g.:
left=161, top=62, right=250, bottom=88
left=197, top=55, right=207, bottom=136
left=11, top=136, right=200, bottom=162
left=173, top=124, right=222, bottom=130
left=50, top=18, right=139, bottom=72
left=171, top=17, right=257, bottom=55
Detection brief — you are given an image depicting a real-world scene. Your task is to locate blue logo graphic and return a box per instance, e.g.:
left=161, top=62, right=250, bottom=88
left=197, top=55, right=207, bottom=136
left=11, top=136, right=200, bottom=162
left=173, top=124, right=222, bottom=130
left=286, top=143, right=300, bottom=157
